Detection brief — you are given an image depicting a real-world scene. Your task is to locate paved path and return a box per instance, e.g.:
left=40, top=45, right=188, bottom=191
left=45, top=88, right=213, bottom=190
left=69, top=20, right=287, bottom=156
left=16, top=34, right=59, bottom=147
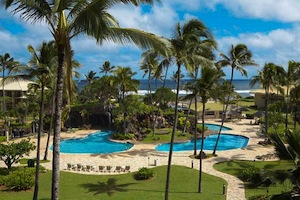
left=2, top=119, right=276, bottom=200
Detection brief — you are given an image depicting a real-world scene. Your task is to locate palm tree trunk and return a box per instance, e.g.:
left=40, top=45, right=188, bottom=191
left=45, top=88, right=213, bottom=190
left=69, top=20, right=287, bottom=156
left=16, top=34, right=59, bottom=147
left=51, top=45, right=65, bottom=200
left=194, top=95, right=198, bottom=155
left=182, top=99, right=192, bottom=135
left=265, top=87, right=269, bottom=135
left=285, top=88, right=289, bottom=131
left=148, top=72, right=155, bottom=136
left=33, top=85, right=45, bottom=200
left=2, top=67, right=8, bottom=142
left=44, top=90, right=55, bottom=161
left=198, top=98, right=206, bottom=193
left=213, top=70, right=234, bottom=155
left=165, top=64, right=181, bottom=200
left=154, top=66, right=169, bottom=130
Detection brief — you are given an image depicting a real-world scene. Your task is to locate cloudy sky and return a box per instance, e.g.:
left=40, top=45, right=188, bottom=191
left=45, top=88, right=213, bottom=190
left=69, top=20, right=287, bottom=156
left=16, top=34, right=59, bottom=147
left=0, top=0, right=300, bottom=79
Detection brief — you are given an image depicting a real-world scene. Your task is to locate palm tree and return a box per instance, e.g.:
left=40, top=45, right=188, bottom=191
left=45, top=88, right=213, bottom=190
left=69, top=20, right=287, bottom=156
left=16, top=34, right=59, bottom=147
left=110, top=66, right=139, bottom=132
left=140, top=50, right=157, bottom=135
left=0, top=53, right=19, bottom=141
left=100, top=61, right=115, bottom=76
left=83, top=70, right=98, bottom=83
left=197, top=66, right=223, bottom=193
left=27, top=41, right=57, bottom=200
left=213, top=44, right=256, bottom=155
left=290, top=85, right=300, bottom=129
left=165, top=19, right=213, bottom=200
left=2, top=1, right=168, bottom=199
left=250, top=63, right=285, bottom=135
left=282, top=61, right=300, bottom=130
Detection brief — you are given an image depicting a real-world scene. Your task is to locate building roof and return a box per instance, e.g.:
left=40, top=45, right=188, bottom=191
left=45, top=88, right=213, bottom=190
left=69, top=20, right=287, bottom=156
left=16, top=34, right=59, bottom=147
left=0, top=78, right=34, bottom=91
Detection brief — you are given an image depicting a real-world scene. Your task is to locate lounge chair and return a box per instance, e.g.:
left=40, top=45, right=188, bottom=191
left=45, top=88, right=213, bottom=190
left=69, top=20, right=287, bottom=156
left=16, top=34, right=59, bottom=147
left=124, top=166, right=130, bottom=172
left=99, top=166, right=105, bottom=172
left=86, top=165, right=94, bottom=172
left=77, top=163, right=84, bottom=171
left=106, top=166, right=112, bottom=173
left=67, top=163, right=72, bottom=170
left=114, top=166, right=123, bottom=173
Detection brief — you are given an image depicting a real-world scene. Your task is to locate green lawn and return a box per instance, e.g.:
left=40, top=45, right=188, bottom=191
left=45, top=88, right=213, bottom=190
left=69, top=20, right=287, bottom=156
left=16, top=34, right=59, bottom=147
left=214, top=160, right=295, bottom=198
left=0, top=165, right=226, bottom=200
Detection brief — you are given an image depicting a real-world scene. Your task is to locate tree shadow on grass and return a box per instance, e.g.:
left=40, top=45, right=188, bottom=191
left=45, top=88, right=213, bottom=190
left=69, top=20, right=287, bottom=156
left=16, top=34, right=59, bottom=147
left=80, top=178, right=136, bottom=196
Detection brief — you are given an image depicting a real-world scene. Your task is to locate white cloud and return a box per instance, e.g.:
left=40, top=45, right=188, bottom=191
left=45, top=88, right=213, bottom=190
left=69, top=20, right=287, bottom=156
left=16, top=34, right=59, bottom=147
left=204, top=0, right=300, bottom=22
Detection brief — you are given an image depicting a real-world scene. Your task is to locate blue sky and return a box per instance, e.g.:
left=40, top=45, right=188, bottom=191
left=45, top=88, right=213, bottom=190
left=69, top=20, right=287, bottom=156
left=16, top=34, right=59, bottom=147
left=1, top=0, right=300, bottom=80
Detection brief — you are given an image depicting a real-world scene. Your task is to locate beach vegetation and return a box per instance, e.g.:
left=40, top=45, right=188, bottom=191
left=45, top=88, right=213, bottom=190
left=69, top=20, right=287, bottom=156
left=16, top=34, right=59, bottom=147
left=134, top=167, right=154, bottom=180
left=0, top=139, right=35, bottom=170
left=214, top=160, right=295, bottom=198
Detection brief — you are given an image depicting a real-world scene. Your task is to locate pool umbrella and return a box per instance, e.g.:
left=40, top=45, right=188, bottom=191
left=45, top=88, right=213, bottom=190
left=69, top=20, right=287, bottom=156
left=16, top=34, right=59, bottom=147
left=253, top=110, right=265, bottom=118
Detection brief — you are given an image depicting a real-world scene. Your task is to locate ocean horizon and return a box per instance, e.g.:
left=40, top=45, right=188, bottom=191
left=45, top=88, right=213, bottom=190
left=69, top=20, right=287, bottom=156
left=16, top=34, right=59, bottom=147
left=76, top=79, right=260, bottom=97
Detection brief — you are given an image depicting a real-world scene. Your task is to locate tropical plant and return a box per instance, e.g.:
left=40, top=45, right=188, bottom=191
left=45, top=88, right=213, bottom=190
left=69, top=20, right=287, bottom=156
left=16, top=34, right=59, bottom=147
left=290, top=85, right=300, bottom=129
left=0, top=139, right=35, bottom=170
left=282, top=61, right=300, bottom=130
left=0, top=53, right=20, bottom=141
left=2, top=1, right=168, bottom=199
left=165, top=19, right=214, bottom=199
left=83, top=70, right=98, bottom=84
left=213, top=44, right=256, bottom=155
left=27, top=41, right=57, bottom=200
left=250, top=63, right=285, bottom=135
left=196, top=65, right=223, bottom=193
left=110, top=66, right=140, bottom=132
left=100, top=61, right=115, bottom=76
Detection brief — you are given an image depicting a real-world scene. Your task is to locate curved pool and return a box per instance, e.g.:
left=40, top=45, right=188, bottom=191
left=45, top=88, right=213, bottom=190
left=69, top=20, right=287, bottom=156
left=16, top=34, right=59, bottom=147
left=155, top=134, right=248, bottom=152
left=50, top=130, right=133, bottom=154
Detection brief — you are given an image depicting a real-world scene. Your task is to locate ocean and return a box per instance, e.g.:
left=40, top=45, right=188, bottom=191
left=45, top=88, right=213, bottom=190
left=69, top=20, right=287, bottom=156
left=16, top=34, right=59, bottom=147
left=77, top=79, right=260, bottom=97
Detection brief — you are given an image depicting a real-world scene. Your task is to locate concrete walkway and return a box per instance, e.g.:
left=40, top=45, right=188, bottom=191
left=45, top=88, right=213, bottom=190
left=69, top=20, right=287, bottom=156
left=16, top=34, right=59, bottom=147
left=2, top=119, right=276, bottom=200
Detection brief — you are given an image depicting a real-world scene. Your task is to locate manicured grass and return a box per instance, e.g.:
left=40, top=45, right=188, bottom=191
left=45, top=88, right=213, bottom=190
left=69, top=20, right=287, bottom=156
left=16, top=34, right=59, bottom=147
left=142, top=128, right=191, bottom=143
left=214, top=160, right=295, bottom=198
left=0, top=165, right=226, bottom=200
left=19, top=158, right=50, bottom=164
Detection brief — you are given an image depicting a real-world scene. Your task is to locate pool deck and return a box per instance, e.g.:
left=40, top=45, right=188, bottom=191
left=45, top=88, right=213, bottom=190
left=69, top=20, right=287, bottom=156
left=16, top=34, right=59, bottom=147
left=3, top=119, right=276, bottom=200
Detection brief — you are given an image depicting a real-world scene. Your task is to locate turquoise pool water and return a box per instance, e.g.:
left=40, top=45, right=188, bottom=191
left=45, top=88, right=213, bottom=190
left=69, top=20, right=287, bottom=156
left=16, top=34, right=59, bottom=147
left=50, top=130, right=133, bottom=154
left=202, top=123, right=232, bottom=131
left=155, top=134, right=249, bottom=151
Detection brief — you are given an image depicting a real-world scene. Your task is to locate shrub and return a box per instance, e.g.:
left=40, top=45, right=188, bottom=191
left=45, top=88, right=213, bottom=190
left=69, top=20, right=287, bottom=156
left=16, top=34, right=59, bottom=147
left=134, top=167, right=154, bottom=180
left=0, top=136, right=5, bottom=143
left=239, top=167, right=261, bottom=182
left=112, top=133, right=134, bottom=140
left=196, top=124, right=208, bottom=133
left=1, top=167, right=35, bottom=190
left=177, top=117, right=190, bottom=130
left=248, top=194, right=270, bottom=200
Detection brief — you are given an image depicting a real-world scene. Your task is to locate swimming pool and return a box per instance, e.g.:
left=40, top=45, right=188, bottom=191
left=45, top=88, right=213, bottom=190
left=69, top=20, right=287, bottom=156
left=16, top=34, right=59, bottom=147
left=202, top=123, right=232, bottom=131
left=155, top=134, right=248, bottom=151
left=51, top=130, right=133, bottom=154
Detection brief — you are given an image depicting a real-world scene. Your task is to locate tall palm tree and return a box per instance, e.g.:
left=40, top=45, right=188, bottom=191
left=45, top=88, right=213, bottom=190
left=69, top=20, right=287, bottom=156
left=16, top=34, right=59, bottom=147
left=110, top=66, right=139, bottom=132
left=100, top=61, right=115, bottom=76
left=2, top=1, right=168, bottom=199
left=250, top=63, right=285, bottom=135
left=197, top=66, right=223, bottom=193
left=165, top=19, right=213, bottom=200
left=282, top=61, right=300, bottom=130
left=188, top=39, right=216, bottom=156
left=0, top=53, right=19, bottom=141
left=213, top=44, right=256, bottom=155
left=27, top=41, right=57, bottom=200
left=140, top=49, right=158, bottom=135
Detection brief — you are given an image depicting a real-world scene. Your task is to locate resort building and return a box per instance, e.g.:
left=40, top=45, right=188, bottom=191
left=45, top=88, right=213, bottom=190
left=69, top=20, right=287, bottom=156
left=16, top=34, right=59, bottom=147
left=250, top=88, right=285, bottom=108
left=0, top=78, right=34, bottom=109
